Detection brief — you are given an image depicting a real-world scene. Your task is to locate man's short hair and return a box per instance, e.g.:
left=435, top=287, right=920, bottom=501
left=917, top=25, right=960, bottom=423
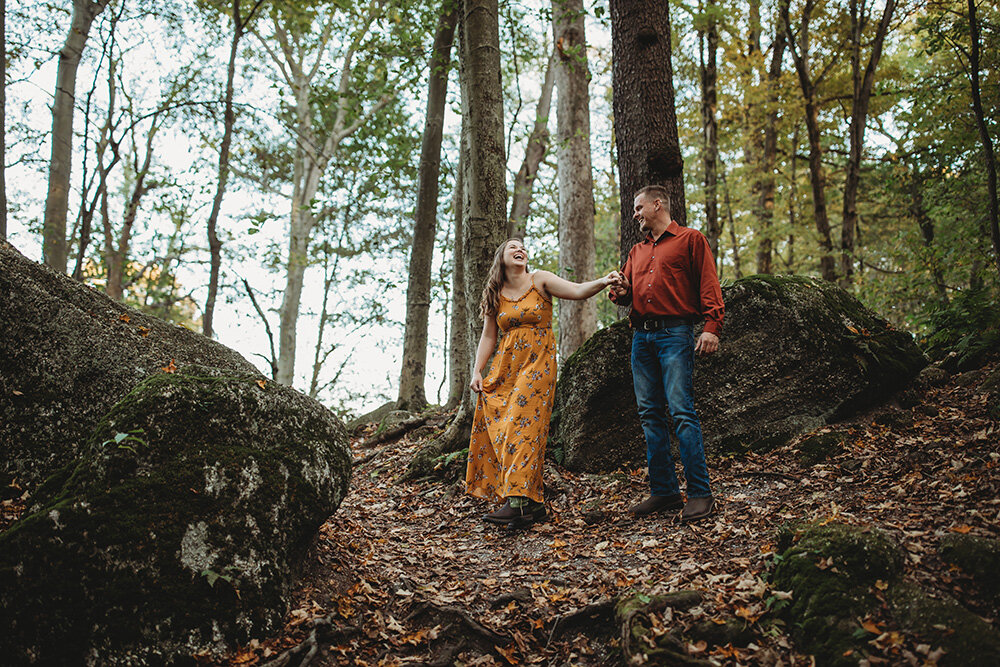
left=635, top=184, right=671, bottom=213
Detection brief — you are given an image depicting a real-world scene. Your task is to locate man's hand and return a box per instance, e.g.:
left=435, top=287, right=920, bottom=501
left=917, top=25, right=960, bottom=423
left=609, top=272, right=630, bottom=299
left=695, top=332, right=719, bottom=355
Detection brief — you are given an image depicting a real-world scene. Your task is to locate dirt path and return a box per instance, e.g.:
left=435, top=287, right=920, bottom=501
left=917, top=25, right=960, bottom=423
left=231, top=365, right=999, bottom=666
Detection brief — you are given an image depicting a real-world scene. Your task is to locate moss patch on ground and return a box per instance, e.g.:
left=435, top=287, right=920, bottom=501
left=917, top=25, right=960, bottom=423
left=771, top=522, right=903, bottom=665
left=888, top=582, right=1000, bottom=666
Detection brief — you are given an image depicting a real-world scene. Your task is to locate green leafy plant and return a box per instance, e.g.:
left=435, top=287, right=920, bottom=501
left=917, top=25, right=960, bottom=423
left=101, top=429, right=147, bottom=453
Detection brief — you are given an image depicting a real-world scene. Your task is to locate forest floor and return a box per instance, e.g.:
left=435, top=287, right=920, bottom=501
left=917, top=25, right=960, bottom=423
left=221, top=359, right=1000, bottom=666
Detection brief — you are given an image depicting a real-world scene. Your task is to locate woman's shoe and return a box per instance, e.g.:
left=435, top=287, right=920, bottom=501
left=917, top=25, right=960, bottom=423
left=484, top=499, right=546, bottom=526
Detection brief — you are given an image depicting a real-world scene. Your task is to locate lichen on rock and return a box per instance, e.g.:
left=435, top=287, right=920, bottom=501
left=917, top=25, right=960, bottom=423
left=0, top=367, right=352, bottom=664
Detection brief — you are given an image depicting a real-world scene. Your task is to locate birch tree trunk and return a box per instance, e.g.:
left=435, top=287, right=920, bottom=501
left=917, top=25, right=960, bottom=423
left=509, top=51, right=556, bottom=239
left=610, top=0, right=686, bottom=269
left=266, top=5, right=392, bottom=386
left=42, top=0, right=110, bottom=272
left=840, top=0, right=896, bottom=286
left=397, top=1, right=458, bottom=411
left=553, top=0, right=596, bottom=360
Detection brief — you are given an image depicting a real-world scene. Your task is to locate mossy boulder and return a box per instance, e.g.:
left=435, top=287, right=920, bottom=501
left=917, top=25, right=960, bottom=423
left=794, top=431, right=849, bottom=466
left=888, top=582, right=1000, bottom=665
left=771, top=522, right=903, bottom=665
left=0, top=243, right=260, bottom=487
left=939, top=533, right=1000, bottom=600
left=0, top=367, right=352, bottom=664
left=551, top=275, right=926, bottom=472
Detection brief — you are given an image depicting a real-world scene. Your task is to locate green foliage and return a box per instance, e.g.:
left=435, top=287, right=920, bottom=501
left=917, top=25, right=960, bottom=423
left=100, top=430, right=148, bottom=454
left=920, top=286, right=1000, bottom=367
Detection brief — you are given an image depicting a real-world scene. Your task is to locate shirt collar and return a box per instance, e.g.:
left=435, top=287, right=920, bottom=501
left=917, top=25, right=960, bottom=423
left=643, top=220, right=682, bottom=243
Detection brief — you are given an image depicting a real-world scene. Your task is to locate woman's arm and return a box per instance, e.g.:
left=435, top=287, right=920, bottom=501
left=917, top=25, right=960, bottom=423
left=469, top=316, right=499, bottom=392
left=535, top=269, right=618, bottom=301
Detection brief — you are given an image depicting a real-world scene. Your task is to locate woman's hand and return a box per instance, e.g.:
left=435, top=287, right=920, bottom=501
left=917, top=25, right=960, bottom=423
left=470, top=371, right=484, bottom=393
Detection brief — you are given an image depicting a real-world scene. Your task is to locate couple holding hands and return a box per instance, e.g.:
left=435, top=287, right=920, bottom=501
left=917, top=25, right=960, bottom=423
left=465, top=184, right=725, bottom=528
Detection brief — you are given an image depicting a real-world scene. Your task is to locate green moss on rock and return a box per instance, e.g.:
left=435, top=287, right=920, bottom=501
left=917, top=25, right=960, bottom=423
left=939, top=534, right=1000, bottom=600
left=795, top=431, right=849, bottom=466
left=888, top=582, right=1000, bottom=666
left=0, top=367, right=352, bottom=664
left=550, top=275, right=926, bottom=473
left=771, top=522, right=902, bottom=665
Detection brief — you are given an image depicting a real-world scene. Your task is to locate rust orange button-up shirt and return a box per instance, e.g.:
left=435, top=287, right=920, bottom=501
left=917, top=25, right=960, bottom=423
left=610, top=220, right=725, bottom=336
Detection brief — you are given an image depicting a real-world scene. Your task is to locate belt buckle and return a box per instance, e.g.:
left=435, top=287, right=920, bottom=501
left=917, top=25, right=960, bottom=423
left=642, top=319, right=656, bottom=331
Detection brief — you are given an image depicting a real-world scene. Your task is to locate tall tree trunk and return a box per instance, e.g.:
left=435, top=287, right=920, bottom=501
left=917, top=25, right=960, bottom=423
left=446, top=148, right=468, bottom=409
left=840, top=0, right=896, bottom=286
left=1, top=0, right=6, bottom=243
left=755, top=0, right=789, bottom=275
left=553, top=0, right=596, bottom=360
left=908, top=165, right=948, bottom=302
left=967, top=0, right=1000, bottom=280
left=270, top=5, right=391, bottom=386
left=610, top=0, right=686, bottom=268
left=785, top=0, right=836, bottom=281
left=509, top=51, right=556, bottom=239
left=699, top=0, right=720, bottom=256
left=42, top=0, right=109, bottom=272
left=204, top=0, right=264, bottom=338
left=106, top=119, right=159, bottom=301
left=413, top=0, right=506, bottom=463
left=397, top=1, right=458, bottom=411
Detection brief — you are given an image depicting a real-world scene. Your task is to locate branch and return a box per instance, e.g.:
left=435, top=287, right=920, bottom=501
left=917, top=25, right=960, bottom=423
left=241, top=277, right=279, bottom=379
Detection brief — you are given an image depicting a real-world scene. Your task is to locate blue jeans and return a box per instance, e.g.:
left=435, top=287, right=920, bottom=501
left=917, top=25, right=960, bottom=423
left=631, top=326, right=712, bottom=499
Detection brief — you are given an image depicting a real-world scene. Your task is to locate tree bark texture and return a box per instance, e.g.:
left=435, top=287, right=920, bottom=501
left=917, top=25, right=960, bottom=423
left=610, top=0, right=686, bottom=267
left=43, top=0, right=110, bottom=273
left=434, top=0, right=507, bottom=449
left=397, top=1, right=458, bottom=411
left=699, top=0, right=720, bottom=257
left=446, top=148, right=468, bottom=409
left=785, top=0, right=836, bottom=281
left=967, top=0, right=1000, bottom=280
left=553, top=0, right=596, bottom=360
left=755, top=0, right=789, bottom=275
left=840, top=0, right=896, bottom=285
left=509, top=51, right=556, bottom=240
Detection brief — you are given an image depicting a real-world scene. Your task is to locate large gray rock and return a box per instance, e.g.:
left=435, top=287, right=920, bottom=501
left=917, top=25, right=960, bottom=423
left=1, top=242, right=259, bottom=487
left=550, top=275, right=926, bottom=472
left=0, top=367, right=352, bottom=664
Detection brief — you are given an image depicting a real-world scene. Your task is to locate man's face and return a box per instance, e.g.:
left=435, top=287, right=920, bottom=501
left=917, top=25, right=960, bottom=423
left=633, top=193, right=658, bottom=234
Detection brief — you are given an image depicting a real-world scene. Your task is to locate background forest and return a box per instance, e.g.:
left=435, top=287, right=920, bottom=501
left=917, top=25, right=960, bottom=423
left=3, top=0, right=998, bottom=416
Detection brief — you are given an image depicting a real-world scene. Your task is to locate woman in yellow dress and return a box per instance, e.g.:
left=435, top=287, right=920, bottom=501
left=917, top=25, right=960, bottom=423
left=465, top=239, right=620, bottom=526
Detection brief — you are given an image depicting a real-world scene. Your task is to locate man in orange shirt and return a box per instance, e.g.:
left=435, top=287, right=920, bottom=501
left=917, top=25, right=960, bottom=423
left=609, top=184, right=724, bottom=523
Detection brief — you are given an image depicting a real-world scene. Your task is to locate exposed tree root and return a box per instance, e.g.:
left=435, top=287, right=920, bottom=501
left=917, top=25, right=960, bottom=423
left=259, top=618, right=358, bottom=667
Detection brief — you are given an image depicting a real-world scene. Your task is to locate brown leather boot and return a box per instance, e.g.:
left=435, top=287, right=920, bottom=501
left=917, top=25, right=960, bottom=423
left=680, top=496, right=715, bottom=523
left=629, top=494, right=684, bottom=516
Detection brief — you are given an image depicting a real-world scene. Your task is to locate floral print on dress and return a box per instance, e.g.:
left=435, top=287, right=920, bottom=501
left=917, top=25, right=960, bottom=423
left=465, top=273, right=556, bottom=504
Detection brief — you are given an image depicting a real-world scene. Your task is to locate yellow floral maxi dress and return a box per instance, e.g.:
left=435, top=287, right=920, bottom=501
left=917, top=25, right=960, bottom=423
left=465, top=276, right=556, bottom=504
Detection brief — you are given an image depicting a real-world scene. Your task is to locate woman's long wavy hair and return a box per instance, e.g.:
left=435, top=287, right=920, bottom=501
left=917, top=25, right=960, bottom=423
left=479, top=238, right=525, bottom=319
